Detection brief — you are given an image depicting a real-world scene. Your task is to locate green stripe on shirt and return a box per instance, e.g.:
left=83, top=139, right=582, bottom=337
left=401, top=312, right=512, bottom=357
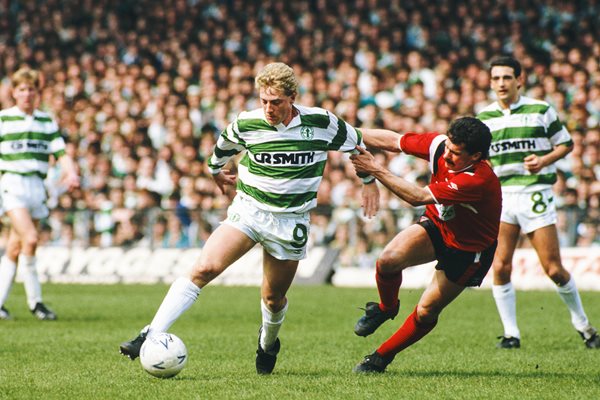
left=0, top=131, right=62, bottom=142
left=237, top=180, right=317, bottom=209
left=0, top=152, right=51, bottom=162
left=491, top=126, right=547, bottom=141
left=237, top=119, right=278, bottom=133
left=247, top=140, right=329, bottom=152
left=499, top=173, right=556, bottom=186
left=328, top=118, right=348, bottom=150
left=300, top=114, right=330, bottom=129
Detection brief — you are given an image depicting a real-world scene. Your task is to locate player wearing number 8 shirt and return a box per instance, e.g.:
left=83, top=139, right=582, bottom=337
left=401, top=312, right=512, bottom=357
left=119, top=62, right=380, bottom=374
left=478, top=56, right=599, bottom=349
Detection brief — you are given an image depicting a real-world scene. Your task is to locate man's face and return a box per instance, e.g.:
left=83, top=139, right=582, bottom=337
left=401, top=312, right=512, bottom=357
left=490, top=65, right=520, bottom=106
left=443, top=139, right=481, bottom=172
left=13, top=82, right=38, bottom=114
left=259, top=86, right=295, bottom=126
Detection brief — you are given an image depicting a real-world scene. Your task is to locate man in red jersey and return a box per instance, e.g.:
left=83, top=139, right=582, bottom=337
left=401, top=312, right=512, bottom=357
left=349, top=117, right=501, bottom=373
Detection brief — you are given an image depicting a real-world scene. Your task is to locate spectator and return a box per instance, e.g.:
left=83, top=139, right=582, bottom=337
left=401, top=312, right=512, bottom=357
left=0, top=0, right=597, bottom=254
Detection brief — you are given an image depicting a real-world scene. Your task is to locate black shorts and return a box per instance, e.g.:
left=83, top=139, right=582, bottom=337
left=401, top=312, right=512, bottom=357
left=418, top=218, right=497, bottom=287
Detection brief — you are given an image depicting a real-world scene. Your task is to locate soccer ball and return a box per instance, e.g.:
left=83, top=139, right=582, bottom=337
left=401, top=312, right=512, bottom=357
left=139, top=332, right=188, bottom=378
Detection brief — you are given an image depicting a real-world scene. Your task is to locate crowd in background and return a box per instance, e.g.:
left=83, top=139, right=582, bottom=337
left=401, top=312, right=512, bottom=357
left=0, top=0, right=599, bottom=267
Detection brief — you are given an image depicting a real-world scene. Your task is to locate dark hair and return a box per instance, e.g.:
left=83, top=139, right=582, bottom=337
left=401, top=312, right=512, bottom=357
left=447, top=117, right=491, bottom=159
left=490, top=56, right=521, bottom=77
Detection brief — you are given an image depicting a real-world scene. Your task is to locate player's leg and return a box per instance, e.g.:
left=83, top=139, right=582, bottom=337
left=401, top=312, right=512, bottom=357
left=492, top=221, right=521, bottom=347
left=150, top=223, right=257, bottom=334
left=354, top=270, right=465, bottom=373
left=528, top=224, right=569, bottom=284
left=355, top=235, right=496, bottom=373
left=6, top=208, right=55, bottom=320
left=260, top=250, right=298, bottom=350
left=529, top=224, right=599, bottom=348
left=255, top=209, right=308, bottom=374
left=256, top=250, right=298, bottom=374
left=120, top=224, right=256, bottom=359
left=382, top=269, right=465, bottom=351
left=354, top=223, right=436, bottom=337
left=0, top=228, right=21, bottom=320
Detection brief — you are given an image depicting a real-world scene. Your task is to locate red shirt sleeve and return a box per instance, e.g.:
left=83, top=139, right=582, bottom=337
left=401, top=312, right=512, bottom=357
left=400, top=133, right=445, bottom=162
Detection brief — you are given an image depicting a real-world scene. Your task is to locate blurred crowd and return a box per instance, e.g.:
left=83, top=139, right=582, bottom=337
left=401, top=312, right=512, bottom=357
left=0, top=0, right=599, bottom=266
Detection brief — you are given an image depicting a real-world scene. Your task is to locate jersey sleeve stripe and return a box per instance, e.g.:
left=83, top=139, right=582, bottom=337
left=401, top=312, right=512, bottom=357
left=214, top=146, right=242, bottom=158
left=328, top=116, right=348, bottom=151
left=426, top=186, right=439, bottom=204
left=429, top=135, right=447, bottom=175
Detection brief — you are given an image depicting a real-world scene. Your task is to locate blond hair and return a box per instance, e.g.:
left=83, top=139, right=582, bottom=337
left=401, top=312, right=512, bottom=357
left=11, top=67, right=41, bottom=89
left=255, top=62, right=298, bottom=97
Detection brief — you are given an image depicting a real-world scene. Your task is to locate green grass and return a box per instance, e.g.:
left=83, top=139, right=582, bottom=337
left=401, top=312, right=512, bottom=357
left=0, top=284, right=599, bottom=400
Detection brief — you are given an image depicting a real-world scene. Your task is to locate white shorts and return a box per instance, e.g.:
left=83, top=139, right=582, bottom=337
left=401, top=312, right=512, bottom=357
left=222, top=195, right=311, bottom=261
left=501, top=188, right=557, bottom=234
left=0, top=173, right=49, bottom=220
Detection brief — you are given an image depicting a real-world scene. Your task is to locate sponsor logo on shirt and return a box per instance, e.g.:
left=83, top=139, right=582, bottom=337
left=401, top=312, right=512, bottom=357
left=253, top=152, right=315, bottom=165
left=490, top=139, right=536, bottom=153
left=11, top=141, right=49, bottom=151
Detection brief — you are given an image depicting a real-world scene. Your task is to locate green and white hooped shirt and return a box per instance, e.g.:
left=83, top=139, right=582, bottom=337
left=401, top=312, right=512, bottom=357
left=208, top=104, right=366, bottom=213
left=477, top=96, right=573, bottom=193
left=0, top=106, right=66, bottom=179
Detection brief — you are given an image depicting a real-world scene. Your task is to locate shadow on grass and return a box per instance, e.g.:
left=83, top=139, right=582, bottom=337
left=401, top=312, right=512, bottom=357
left=378, top=369, right=600, bottom=381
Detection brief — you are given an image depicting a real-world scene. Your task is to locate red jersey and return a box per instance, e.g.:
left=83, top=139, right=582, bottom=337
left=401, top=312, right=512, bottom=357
left=400, top=132, right=501, bottom=252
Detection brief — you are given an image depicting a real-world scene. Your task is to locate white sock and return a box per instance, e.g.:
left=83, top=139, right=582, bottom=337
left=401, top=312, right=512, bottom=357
left=260, top=299, right=288, bottom=352
left=0, top=256, right=17, bottom=307
left=148, top=277, right=200, bottom=336
left=492, top=282, right=520, bottom=339
left=20, top=255, right=42, bottom=310
left=556, top=278, right=589, bottom=332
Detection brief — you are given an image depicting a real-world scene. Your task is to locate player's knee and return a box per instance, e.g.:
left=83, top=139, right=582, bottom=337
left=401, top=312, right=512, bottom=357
left=416, top=305, right=440, bottom=325
left=262, top=295, right=286, bottom=312
left=21, top=232, right=39, bottom=250
left=545, top=263, right=569, bottom=285
left=5, top=241, right=21, bottom=261
left=377, top=251, right=405, bottom=273
left=190, top=262, right=221, bottom=285
left=492, top=259, right=512, bottom=280
left=6, top=247, right=20, bottom=261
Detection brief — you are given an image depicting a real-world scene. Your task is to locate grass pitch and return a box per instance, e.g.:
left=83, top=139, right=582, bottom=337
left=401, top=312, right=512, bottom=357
left=0, top=284, right=599, bottom=400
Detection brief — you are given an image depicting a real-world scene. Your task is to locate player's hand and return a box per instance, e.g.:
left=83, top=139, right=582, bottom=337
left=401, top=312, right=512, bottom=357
left=524, top=154, right=545, bottom=173
left=212, top=170, right=236, bottom=194
left=361, top=181, right=380, bottom=218
left=350, top=146, right=378, bottom=175
left=62, top=172, right=80, bottom=191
